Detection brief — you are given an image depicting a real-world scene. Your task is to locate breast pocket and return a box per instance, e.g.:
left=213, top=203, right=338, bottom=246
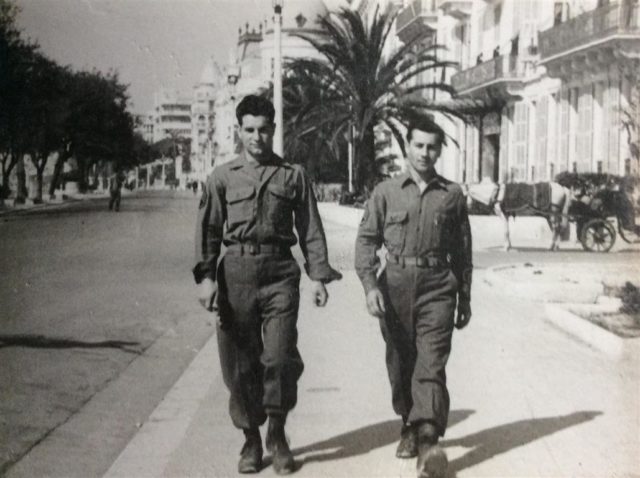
left=226, top=186, right=255, bottom=228
left=384, top=211, right=407, bottom=251
left=266, top=184, right=296, bottom=230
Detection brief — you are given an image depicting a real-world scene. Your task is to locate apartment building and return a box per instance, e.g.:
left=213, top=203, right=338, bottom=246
left=355, top=0, right=640, bottom=183
left=152, top=88, right=192, bottom=144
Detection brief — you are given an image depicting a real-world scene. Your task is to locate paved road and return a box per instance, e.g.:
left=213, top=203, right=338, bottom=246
left=0, top=192, right=214, bottom=476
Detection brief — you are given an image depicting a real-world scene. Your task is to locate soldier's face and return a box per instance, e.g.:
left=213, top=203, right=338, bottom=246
left=239, top=114, right=274, bottom=160
left=406, top=130, right=441, bottom=174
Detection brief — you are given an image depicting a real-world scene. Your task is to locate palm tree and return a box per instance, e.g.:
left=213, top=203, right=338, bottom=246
left=287, top=6, right=459, bottom=194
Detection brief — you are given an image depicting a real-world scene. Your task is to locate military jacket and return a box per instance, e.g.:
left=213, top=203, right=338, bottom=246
left=355, top=172, right=473, bottom=301
left=193, top=152, right=339, bottom=284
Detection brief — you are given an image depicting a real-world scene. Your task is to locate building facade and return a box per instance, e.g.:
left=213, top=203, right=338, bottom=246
left=354, top=0, right=640, bottom=183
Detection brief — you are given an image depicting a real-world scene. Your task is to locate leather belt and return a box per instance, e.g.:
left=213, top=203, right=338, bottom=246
left=226, top=243, right=290, bottom=256
left=386, top=253, right=449, bottom=268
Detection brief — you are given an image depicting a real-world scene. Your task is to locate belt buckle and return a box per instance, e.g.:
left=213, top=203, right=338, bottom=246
left=249, top=244, right=258, bottom=255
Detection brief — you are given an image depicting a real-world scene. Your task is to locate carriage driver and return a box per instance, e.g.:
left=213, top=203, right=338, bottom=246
left=355, top=116, right=473, bottom=478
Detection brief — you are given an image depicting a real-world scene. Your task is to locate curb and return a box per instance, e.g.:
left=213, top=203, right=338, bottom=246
left=544, top=303, right=640, bottom=359
left=483, top=263, right=603, bottom=303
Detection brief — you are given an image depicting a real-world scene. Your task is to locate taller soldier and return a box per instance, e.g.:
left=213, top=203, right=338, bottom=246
left=355, top=117, right=472, bottom=478
left=194, top=95, right=341, bottom=475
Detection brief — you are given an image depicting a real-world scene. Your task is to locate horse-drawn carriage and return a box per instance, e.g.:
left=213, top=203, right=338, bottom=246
left=570, top=188, right=640, bottom=252
left=464, top=179, right=640, bottom=252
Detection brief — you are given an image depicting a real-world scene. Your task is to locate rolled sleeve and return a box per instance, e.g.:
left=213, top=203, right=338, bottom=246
left=355, top=188, right=385, bottom=294
left=451, top=191, right=473, bottom=302
left=192, top=173, right=225, bottom=284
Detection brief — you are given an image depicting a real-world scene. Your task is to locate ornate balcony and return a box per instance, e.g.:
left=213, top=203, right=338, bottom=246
left=396, top=0, right=438, bottom=44
left=436, top=0, right=472, bottom=19
left=451, top=54, right=525, bottom=101
left=539, top=2, right=640, bottom=78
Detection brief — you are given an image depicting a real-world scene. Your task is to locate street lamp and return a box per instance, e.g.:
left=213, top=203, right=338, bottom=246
left=273, top=0, right=284, bottom=156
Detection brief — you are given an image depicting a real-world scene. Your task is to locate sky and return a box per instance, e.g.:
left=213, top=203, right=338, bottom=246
left=15, top=0, right=346, bottom=114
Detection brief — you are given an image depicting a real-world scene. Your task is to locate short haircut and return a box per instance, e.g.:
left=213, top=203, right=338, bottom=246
left=406, top=116, right=446, bottom=146
left=236, top=95, right=275, bottom=125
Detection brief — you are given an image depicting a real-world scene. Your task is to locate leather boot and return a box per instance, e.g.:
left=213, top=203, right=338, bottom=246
left=265, top=414, right=295, bottom=475
left=396, top=421, right=418, bottom=458
left=416, top=423, right=447, bottom=478
left=238, top=428, right=262, bottom=474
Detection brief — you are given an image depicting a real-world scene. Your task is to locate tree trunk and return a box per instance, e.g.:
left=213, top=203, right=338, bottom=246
left=78, top=157, right=88, bottom=193
left=354, top=127, right=376, bottom=196
left=1, top=154, right=18, bottom=199
left=49, top=153, right=67, bottom=199
left=35, top=166, right=44, bottom=203
left=15, top=155, right=28, bottom=204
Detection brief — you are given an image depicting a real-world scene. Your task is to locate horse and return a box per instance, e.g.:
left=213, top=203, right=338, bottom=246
left=463, top=180, right=572, bottom=251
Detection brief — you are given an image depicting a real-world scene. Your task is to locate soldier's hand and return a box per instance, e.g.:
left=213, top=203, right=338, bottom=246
left=311, top=280, right=328, bottom=307
left=455, top=300, right=471, bottom=329
left=365, top=288, right=386, bottom=318
left=198, top=278, right=218, bottom=312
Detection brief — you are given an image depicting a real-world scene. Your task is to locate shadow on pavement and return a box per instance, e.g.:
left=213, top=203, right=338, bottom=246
left=0, top=334, right=141, bottom=353
left=293, top=409, right=475, bottom=466
left=443, top=410, right=602, bottom=475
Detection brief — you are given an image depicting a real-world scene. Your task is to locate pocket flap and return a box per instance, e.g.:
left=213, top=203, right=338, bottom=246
left=226, top=186, right=255, bottom=204
left=387, top=211, right=407, bottom=224
left=268, top=185, right=296, bottom=200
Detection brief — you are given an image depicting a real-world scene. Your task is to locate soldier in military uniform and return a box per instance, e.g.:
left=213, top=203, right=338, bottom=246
left=108, top=171, right=125, bottom=212
left=355, top=117, right=472, bottom=478
left=194, top=95, right=341, bottom=475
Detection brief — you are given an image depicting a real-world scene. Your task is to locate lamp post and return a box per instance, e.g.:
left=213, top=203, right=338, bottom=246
left=273, top=0, right=284, bottom=156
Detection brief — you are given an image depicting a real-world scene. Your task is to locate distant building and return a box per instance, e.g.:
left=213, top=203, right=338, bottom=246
left=152, top=88, right=192, bottom=144
left=134, top=113, right=154, bottom=144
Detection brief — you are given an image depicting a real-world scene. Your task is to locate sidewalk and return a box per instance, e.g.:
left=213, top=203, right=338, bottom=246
left=0, top=191, right=111, bottom=217
left=104, top=272, right=639, bottom=478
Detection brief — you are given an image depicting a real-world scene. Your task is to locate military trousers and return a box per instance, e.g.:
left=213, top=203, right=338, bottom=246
left=378, top=262, right=457, bottom=436
left=216, top=252, right=303, bottom=430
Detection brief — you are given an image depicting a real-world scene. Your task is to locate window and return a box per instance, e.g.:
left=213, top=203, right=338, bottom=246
left=597, top=161, right=603, bottom=173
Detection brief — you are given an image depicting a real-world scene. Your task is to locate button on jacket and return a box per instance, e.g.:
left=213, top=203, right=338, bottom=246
left=193, top=152, right=339, bottom=284
left=355, top=172, right=473, bottom=300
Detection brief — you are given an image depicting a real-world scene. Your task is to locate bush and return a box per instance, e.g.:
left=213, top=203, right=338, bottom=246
left=619, top=282, right=640, bottom=315
left=313, top=183, right=345, bottom=202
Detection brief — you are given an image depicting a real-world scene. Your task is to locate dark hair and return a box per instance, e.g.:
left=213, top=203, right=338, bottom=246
left=406, top=116, right=446, bottom=146
left=236, top=95, right=275, bottom=125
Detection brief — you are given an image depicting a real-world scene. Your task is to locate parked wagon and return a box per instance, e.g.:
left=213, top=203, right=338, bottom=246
left=571, top=189, right=640, bottom=253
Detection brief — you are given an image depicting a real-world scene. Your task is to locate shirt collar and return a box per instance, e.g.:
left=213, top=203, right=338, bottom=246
left=397, top=168, right=447, bottom=191
left=230, top=151, right=286, bottom=170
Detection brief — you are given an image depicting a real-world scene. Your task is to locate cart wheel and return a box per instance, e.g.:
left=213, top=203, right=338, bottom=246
left=580, top=219, right=616, bottom=252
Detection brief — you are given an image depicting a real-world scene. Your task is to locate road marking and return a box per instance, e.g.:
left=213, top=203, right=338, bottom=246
left=103, top=333, right=219, bottom=478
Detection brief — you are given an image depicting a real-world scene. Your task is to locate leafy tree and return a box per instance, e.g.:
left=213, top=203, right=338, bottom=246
left=0, top=0, right=40, bottom=199
left=277, top=61, right=347, bottom=183
left=288, top=7, right=458, bottom=194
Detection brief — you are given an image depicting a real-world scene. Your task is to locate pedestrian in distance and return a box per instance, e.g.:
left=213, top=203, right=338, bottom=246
left=355, top=116, right=473, bottom=478
left=108, top=171, right=125, bottom=212
left=193, top=95, right=342, bottom=475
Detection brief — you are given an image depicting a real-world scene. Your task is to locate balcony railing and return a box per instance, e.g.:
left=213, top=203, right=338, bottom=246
left=396, top=0, right=438, bottom=43
left=539, top=2, right=640, bottom=60
left=451, top=54, right=522, bottom=95
left=436, top=0, right=472, bottom=19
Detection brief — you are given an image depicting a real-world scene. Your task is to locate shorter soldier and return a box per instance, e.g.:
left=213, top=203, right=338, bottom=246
left=194, top=95, right=341, bottom=475
left=355, top=117, right=472, bottom=478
